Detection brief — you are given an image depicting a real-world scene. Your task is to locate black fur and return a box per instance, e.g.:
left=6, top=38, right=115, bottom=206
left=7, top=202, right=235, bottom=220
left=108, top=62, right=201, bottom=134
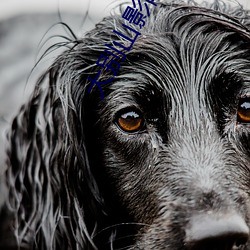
left=2, top=0, right=250, bottom=249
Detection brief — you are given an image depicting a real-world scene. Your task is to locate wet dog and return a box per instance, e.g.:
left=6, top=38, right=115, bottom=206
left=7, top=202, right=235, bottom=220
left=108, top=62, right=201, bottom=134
left=1, top=0, right=250, bottom=249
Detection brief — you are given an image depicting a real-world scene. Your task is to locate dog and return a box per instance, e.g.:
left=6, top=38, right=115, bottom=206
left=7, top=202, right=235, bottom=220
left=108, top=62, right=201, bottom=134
left=1, top=0, right=250, bottom=249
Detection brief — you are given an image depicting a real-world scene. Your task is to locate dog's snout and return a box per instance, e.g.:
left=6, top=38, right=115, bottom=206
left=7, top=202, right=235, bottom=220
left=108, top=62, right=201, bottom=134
left=185, top=213, right=249, bottom=250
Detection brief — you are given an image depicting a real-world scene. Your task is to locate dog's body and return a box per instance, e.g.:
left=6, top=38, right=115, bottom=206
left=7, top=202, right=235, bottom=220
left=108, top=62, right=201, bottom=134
left=1, top=0, right=250, bottom=249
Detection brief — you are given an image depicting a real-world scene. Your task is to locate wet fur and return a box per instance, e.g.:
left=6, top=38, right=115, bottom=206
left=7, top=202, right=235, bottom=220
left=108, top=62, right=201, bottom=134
left=2, top=0, right=250, bottom=249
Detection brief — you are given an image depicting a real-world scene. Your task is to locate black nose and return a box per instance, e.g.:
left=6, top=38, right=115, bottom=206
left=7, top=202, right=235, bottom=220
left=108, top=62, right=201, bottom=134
left=185, top=213, right=249, bottom=250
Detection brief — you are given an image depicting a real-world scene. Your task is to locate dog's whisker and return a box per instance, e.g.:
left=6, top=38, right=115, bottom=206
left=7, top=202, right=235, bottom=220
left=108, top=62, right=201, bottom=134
left=93, top=222, right=149, bottom=238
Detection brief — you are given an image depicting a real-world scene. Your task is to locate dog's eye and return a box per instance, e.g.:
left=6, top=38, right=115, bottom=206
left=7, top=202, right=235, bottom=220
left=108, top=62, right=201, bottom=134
left=237, top=99, right=250, bottom=123
left=116, top=110, right=144, bottom=133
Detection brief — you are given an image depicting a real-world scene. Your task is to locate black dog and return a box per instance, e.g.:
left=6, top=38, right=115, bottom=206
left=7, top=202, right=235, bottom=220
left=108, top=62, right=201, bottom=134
left=2, top=0, right=250, bottom=249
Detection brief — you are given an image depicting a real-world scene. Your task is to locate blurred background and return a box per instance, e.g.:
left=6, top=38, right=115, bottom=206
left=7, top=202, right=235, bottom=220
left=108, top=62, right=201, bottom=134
left=0, top=0, right=250, bottom=174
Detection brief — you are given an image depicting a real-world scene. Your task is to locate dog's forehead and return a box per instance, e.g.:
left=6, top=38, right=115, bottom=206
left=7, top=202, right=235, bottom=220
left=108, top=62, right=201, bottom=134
left=105, top=8, right=250, bottom=105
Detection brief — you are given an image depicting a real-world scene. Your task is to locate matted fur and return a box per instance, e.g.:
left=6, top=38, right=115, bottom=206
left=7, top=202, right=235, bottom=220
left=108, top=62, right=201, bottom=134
left=2, top=0, right=250, bottom=249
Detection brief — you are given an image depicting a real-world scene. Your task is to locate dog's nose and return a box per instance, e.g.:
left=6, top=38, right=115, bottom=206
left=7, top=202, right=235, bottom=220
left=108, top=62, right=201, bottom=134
left=185, top=213, right=249, bottom=250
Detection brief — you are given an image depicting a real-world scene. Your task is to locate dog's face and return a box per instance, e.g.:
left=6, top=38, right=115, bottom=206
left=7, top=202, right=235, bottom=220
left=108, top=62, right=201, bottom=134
left=85, top=3, right=250, bottom=249
left=4, top=1, right=250, bottom=250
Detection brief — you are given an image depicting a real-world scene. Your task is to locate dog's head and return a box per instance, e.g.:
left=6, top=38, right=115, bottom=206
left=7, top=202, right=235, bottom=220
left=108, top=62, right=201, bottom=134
left=3, top=1, right=250, bottom=249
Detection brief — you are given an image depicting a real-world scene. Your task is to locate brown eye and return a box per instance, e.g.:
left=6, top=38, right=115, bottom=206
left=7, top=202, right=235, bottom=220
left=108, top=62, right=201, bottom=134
left=116, top=110, right=144, bottom=133
left=237, top=99, right=250, bottom=123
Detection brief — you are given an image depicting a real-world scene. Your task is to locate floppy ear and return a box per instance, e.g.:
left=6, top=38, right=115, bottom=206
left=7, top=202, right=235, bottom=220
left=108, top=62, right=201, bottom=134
left=1, top=8, right=141, bottom=247
left=2, top=30, right=112, bottom=249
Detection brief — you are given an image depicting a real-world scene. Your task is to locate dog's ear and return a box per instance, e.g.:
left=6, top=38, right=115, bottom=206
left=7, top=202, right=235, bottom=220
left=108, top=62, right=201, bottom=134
left=2, top=29, right=114, bottom=249
left=2, top=11, right=142, bottom=248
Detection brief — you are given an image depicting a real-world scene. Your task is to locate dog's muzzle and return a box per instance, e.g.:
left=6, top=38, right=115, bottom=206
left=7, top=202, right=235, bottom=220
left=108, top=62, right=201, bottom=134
left=185, top=213, right=249, bottom=250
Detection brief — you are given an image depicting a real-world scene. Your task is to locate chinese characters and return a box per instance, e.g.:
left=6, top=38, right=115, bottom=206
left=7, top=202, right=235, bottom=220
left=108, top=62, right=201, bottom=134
left=87, top=0, right=159, bottom=99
